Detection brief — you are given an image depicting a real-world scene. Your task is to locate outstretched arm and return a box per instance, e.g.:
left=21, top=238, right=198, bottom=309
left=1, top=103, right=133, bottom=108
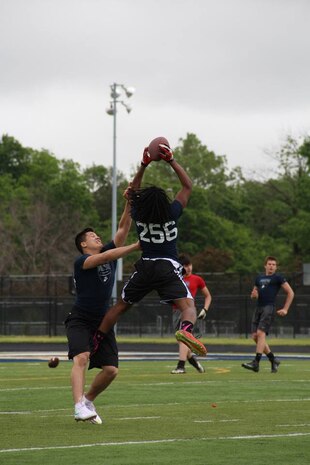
left=170, top=160, right=193, bottom=208
left=131, top=160, right=148, bottom=190
left=159, top=144, right=192, bottom=208
left=83, top=241, right=140, bottom=269
left=113, top=199, right=131, bottom=247
left=114, top=150, right=148, bottom=247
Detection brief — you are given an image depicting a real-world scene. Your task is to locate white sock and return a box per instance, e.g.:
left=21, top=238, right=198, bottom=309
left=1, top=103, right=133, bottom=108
left=75, top=400, right=84, bottom=409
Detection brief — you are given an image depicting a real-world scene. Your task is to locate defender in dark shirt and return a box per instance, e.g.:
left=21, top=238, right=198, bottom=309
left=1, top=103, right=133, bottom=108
left=65, top=166, right=146, bottom=424
left=242, top=256, right=294, bottom=373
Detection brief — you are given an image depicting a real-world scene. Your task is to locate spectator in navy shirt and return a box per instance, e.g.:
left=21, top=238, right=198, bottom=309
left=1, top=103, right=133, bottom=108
left=242, top=256, right=294, bottom=373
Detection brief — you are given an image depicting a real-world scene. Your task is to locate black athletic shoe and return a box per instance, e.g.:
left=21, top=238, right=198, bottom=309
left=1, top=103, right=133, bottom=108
left=271, top=358, right=280, bottom=373
left=241, top=360, right=259, bottom=372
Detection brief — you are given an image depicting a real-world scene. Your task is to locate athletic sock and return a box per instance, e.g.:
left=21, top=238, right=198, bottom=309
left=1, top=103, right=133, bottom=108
left=84, top=396, right=91, bottom=406
left=75, top=400, right=84, bottom=409
left=255, top=353, right=262, bottom=363
left=266, top=352, right=275, bottom=362
left=177, top=360, right=186, bottom=369
left=188, top=356, right=199, bottom=369
left=180, top=321, right=194, bottom=333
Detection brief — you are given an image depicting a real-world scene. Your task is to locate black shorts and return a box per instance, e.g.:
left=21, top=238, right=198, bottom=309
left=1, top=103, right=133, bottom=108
left=65, top=307, right=118, bottom=370
left=251, top=305, right=275, bottom=335
left=122, top=258, right=192, bottom=304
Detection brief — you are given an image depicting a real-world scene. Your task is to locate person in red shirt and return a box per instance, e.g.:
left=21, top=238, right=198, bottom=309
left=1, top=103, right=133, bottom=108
left=171, top=254, right=212, bottom=374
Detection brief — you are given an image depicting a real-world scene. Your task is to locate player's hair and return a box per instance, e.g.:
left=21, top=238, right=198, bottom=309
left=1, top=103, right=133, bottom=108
left=75, top=227, right=94, bottom=254
left=179, top=254, right=191, bottom=266
left=129, top=186, right=172, bottom=224
left=264, top=255, right=277, bottom=265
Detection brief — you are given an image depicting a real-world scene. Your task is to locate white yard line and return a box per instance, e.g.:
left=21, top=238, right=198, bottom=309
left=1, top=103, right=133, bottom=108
left=1, top=432, right=310, bottom=454
left=118, top=416, right=161, bottom=420
left=276, top=424, right=310, bottom=427
left=194, top=419, right=240, bottom=423
left=0, top=397, right=310, bottom=415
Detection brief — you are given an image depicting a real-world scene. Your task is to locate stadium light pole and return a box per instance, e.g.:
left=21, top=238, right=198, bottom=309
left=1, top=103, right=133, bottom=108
left=106, top=83, right=135, bottom=303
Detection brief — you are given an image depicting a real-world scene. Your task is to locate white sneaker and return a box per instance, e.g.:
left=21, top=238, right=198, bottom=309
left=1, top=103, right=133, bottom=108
left=89, top=414, right=103, bottom=425
left=85, top=399, right=103, bottom=425
left=171, top=367, right=186, bottom=374
left=74, top=402, right=97, bottom=422
left=196, top=361, right=205, bottom=373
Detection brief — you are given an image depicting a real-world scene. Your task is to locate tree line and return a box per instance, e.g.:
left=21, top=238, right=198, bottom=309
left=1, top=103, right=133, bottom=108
left=1, top=133, right=309, bottom=275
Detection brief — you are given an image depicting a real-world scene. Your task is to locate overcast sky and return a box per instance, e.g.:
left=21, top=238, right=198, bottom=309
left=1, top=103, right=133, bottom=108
left=1, top=0, right=309, bottom=179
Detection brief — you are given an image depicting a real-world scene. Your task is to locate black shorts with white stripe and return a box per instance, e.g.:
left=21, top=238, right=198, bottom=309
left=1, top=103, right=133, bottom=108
left=122, top=258, right=193, bottom=304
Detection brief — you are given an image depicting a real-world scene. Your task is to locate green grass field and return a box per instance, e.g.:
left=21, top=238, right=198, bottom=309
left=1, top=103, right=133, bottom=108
left=1, top=334, right=310, bottom=346
left=0, top=358, right=309, bottom=465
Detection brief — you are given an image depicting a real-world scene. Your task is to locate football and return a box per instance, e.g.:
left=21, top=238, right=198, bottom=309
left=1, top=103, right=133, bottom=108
left=48, top=357, right=59, bottom=368
left=148, top=136, right=170, bottom=161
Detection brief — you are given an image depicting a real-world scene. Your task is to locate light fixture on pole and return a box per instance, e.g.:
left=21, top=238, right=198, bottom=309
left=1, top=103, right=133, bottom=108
left=106, top=83, right=135, bottom=303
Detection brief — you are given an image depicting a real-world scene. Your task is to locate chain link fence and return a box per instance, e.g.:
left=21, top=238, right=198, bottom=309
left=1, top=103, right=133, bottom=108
left=0, top=273, right=309, bottom=338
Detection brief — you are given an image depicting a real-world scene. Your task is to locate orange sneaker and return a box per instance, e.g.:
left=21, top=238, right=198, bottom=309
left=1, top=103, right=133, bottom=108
left=175, top=330, right=207, bottom=356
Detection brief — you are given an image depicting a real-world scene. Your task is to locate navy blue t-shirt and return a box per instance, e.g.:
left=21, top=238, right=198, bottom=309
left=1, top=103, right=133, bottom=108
left=134, top=199, right=183, bottom=261
left=74, top=241, right=116, bottom=316
left=255, top=273, right=287, bottom=306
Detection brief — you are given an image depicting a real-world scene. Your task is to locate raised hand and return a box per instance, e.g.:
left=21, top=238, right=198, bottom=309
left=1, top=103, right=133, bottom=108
left=159, top=143, right=174, bottom=163
left=141, top=147, right=152, bottom=167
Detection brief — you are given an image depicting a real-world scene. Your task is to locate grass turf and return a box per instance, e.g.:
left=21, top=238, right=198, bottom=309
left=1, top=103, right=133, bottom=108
left=1, top=334, right=310, bottom=346
left=0, top=358, right=309, bottom=464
